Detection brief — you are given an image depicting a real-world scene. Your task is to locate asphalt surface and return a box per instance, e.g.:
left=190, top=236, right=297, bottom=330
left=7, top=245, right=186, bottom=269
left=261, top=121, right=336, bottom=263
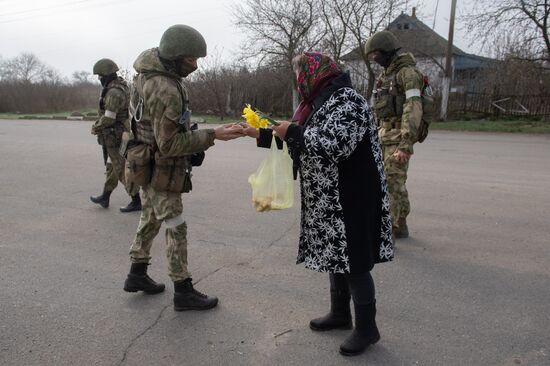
left=0, top=119, right=549, bottom=366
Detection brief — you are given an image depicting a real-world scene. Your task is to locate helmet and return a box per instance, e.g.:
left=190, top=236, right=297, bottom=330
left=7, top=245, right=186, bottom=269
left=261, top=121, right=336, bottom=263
left=159, top=24, right=207, bottom=60
left=92, top=58, right=119, bottom=76
left=364, top=31, right=399, bottom=55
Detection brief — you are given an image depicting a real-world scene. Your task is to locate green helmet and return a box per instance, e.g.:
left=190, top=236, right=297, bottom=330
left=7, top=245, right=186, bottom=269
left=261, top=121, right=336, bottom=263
left=159, top=24, right=207, bottom=60
left=364, top=31, right=399, bottom=55
left=92, top=58, right=119, bottom=76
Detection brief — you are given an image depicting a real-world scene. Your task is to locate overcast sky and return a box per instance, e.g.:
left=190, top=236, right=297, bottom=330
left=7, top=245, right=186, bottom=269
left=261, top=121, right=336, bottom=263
left=0, top=0, right=472, bottom=78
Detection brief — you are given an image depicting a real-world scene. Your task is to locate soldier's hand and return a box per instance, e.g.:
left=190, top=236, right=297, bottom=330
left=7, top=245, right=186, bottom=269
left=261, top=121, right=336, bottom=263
left=91, top=125, right=98, bottom=135
left=393, top=150, right=411, bottom=163
left=214, top=123, right=245, bottom=141
left=237, top=122, right=260, bottom=138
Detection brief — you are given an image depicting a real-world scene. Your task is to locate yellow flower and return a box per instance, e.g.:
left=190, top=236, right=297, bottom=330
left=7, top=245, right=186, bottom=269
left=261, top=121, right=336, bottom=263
left=242, top=104, right=268, bottom=128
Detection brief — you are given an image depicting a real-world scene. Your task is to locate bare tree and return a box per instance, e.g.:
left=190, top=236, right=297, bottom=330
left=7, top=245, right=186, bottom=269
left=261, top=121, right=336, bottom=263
left=330, top=0, right=408, bottom=98
left=0, top=52, right=62, bottom=84
left=233, top=0, right=325, bottom=108
left=72, top=70, right=92, bottom=85
left=464, top=0, right=550, bottom=62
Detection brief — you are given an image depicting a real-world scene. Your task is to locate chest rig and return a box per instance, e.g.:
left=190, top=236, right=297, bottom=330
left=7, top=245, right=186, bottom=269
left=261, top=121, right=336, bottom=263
left=99, top=78, right=130, bottom=123
left=372, top=69, right=406, bottom=129
left=131, top=72, right=190, bottom=148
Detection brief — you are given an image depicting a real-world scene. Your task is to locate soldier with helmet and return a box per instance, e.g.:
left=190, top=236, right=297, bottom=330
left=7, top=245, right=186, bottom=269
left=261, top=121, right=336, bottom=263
left=122, top=24, right=244, bottom=310
left=365, top=30, right=424, bottom=239
left=90, top=58, right=142, bottom=213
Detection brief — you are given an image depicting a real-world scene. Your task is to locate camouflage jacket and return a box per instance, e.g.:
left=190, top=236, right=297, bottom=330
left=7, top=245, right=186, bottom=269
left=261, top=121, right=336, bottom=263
left=132, top=48, right=215, bottom=157
left=373, top=53, right=423, bottom=154
left=93, top=77, right=130, bottom=131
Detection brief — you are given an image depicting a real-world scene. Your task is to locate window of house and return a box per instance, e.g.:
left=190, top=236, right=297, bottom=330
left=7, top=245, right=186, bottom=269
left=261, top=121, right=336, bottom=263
left=397, top=24, right=402, bottom=30
left=404, top=23, right=410, bottom=29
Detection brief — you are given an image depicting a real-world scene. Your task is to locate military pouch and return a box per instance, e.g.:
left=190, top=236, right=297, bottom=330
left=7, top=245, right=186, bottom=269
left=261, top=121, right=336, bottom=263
left=190, top=152, right=205, bottom=167
left=125, top=143, right=153, bottom=187
left=151, top=152, right=192, bottom=193
left=373, top=97, right=394, bottom=119
left=119, top=131, right=133, bottom=158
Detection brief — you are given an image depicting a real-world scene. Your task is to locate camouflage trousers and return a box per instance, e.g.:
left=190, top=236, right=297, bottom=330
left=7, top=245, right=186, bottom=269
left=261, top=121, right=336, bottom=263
left=382, top=144, right=410, bottom=227
left=103, top=146, right=139, bottom=196
left=129, top=185, right=190, bottom=282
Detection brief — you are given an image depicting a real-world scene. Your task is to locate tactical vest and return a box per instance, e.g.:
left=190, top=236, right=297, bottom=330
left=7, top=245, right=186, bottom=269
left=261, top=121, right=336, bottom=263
left=129, top=71, right=195, bottom=193
left=130, top=72, right=191, bottom=148
left=372, top=71, right=406, bottom=130
left=97, top=78, right=129, bottom=148
left=99, top=78, right=130, bottom=124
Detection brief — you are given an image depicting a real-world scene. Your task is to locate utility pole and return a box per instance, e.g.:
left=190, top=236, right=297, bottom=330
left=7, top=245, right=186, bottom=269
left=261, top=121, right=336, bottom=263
left=440, top=0, right=457, bottom=121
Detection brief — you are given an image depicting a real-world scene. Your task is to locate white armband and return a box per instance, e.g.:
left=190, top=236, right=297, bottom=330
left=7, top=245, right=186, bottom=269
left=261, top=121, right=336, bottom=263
left=105, top=110, right=117, bottom=119
left=165, top=214, right=185, bottom=229
left=405, top=89, right=421, bottom=99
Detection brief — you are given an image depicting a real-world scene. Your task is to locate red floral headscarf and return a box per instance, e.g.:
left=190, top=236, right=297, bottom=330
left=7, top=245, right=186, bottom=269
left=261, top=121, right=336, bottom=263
left=292, top=52, right=342, bottom=124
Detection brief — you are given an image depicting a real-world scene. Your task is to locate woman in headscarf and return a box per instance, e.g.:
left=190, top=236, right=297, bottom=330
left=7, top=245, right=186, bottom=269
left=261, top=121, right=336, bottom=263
left=241, top=52, right=394, bottom=356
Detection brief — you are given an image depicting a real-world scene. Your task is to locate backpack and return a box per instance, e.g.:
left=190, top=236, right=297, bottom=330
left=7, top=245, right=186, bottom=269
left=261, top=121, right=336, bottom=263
left=417, top=75, right=435, bottom=143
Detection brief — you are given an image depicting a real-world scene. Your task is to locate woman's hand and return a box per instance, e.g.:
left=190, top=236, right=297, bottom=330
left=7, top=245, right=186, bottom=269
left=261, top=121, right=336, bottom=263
left=238, top=122, right=260, bottom=138
left=271, top=121, right=291, bottom=140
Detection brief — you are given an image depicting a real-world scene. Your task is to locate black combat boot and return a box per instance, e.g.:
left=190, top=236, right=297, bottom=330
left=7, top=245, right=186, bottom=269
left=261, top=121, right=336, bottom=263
left=123, top=263, right=165, bottom=294
left=120, top=194, right=142, bottom=213
left=90, top=190, right=112, bottom=208
left=310, top=274, right=352, bottom=331
left=173, top=278, right=218, bottom=311
left=394, top=217, right=409, bottom=238
left=339, top=300, right=380, bottom=356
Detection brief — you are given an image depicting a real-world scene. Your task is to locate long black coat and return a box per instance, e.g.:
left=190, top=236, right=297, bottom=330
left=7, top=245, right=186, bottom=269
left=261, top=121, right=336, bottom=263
left=258, top=74, right=393, bottom=273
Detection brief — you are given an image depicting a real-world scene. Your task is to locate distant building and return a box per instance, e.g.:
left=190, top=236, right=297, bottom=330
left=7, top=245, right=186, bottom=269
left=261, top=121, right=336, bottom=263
left=342, top=8, right=495, bottom=95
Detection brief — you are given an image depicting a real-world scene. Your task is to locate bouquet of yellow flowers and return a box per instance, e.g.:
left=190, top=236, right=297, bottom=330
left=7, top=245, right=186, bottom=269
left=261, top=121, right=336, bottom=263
left=242, top=104, right=279, bottom=128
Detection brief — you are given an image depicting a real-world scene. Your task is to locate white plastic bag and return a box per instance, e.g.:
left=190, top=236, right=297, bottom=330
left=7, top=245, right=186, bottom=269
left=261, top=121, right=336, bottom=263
left=248, top=136, right=294, bottom=212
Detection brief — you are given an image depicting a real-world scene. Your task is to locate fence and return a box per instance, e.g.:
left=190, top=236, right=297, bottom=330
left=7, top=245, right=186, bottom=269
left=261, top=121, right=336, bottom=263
left=448, top=92, right=550, bottom=117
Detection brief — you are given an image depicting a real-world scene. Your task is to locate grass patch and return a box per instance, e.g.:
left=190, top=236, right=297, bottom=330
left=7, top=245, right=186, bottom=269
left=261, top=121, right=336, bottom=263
left=431, top=119, right=550, bottom=134
left=0, top=110, right=97, bottom=120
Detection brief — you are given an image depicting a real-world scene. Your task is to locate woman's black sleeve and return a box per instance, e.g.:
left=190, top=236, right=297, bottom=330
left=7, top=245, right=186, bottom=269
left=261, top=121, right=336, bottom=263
left=257, top=128, right=284, bottom=149
left=284, top=123, right=305, bottom=153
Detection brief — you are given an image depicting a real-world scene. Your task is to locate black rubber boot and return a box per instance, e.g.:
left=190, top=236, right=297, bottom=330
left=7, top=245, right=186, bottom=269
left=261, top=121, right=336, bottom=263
left=173, top=278, right=218, bottom=311
left=123, top=263, right=165, bottom=294
left=340, top=301, right=381, bottom=356
left=120, top=194, right=142, bottom=213
left=310, top=274, right=352, bottom=331
left=90, top=190, right=112, bottom=208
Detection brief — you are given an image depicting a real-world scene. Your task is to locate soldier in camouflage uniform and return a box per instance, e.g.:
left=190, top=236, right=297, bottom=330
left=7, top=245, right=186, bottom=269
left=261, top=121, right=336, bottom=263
left=90, top=58, right=142, bottom=213
left=123, top=25, right=244, bottom=310
left=365, top=31, right=424, bottom=239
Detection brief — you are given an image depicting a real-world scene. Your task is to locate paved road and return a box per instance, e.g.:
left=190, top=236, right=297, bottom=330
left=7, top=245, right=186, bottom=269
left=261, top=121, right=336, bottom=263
left=0, top=119, right=549, bottom=366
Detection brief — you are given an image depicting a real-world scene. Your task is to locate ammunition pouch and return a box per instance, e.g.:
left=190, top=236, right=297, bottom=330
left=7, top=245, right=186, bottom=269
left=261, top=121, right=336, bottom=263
left=190, top=152, right=205, bottom=167
left=373, top=93, right=405, bottom=119
left=151, top=152, right=192, bottom=193
left=125, top=143, right=153, bottom=187
left=119, top=131, right=132, bottom=158
left=97, top=123, right=124, bottom=148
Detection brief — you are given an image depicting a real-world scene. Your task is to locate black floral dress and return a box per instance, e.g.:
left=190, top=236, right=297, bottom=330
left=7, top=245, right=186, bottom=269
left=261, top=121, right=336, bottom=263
left=258, top=74, right=393, bottom=273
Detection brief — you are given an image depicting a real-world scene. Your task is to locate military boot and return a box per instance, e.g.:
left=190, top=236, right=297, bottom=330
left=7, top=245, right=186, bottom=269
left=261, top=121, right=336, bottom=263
left=123, top=263, right=165, bottom=294
left=90, top=190, right=112, bottom=208
left=340, top=300, right=381, bottom=356
left=120, top=194, right=142, bottom=213
left=173, top=278, right=218, bottom=311
left=394, top=217, right=409, bottom=238
left=310, top=274, right=352, bottom=331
